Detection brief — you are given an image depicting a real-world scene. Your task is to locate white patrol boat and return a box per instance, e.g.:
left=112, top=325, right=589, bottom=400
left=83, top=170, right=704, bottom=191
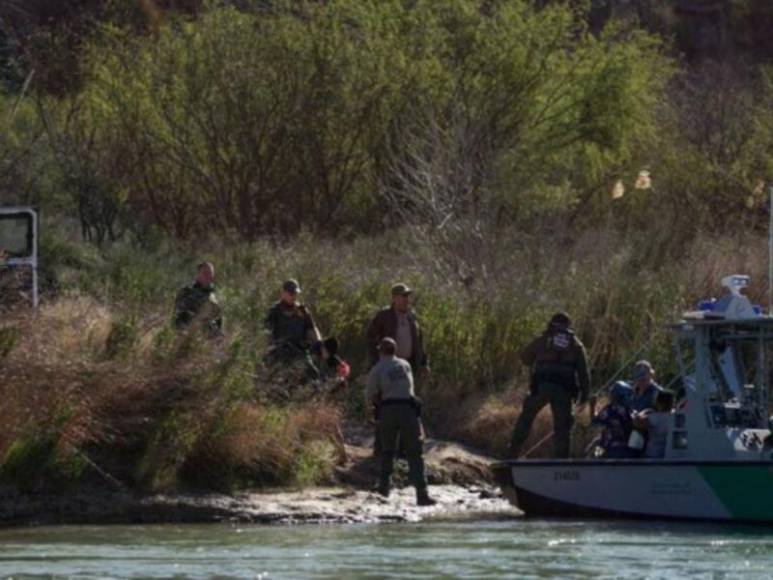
left=492, top=275, right=773, bottom=523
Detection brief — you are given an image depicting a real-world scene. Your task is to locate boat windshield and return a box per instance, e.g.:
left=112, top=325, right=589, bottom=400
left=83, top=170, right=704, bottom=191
left=0, top=212, right=33, bottom=259
left=705, top=324, right=773, bottom=410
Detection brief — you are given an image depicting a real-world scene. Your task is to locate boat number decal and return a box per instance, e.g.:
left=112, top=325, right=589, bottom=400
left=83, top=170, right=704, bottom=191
left=651, top=481, right=692, bottom=496
left=554, top=471, right=580, bottom=482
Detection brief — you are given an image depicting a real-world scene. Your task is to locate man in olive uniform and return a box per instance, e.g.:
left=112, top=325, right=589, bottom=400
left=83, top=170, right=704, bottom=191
left=367, top=337, right=436, bottom=506
left=173, top=262, right=223, bottom=338
left=510, top=312, right=590, bottom=459
left=264, top=279, right=322, bottom=378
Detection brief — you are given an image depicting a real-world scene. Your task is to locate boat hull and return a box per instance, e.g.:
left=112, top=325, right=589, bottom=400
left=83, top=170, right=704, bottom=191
left=492, top=460, right=773, bottom=523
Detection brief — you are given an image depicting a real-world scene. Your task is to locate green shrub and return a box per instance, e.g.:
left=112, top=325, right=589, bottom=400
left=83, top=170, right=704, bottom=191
left=294, top=441, right=336, bottom=487
left=1, top=431, right=86, bottom=492
left=0, top=325, right=19, bottom=360
left=103, top=315, right=139, bottom=360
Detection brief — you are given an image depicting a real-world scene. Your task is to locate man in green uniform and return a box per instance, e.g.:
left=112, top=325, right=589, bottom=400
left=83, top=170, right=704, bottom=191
left=264, top=279, right=322, bottom=378
left=367, top=337, right=436, bottom=506
left=510, top=312, right=590, bottom=459
left=173, top=262, right=223, bottom=338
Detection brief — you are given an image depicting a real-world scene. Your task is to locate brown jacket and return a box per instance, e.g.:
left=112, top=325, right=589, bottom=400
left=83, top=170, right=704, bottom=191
left=520, top=329, right=590, bottom=402
left=367, top=306, right=428, bottom=371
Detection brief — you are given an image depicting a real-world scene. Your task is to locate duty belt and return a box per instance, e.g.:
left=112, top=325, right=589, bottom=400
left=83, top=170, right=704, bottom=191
left=380, top=398, right=415, bottom=406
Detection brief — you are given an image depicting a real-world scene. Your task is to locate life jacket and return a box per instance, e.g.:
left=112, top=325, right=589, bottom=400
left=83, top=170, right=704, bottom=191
left=532, top=330, right=581, bottom=392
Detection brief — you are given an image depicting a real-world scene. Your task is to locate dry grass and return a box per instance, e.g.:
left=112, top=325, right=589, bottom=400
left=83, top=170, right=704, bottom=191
left=435, top=388, right=554, bottom=458
left=183, top=400, right=342, bottom=489
left=0, top=298, right=341, bottom=492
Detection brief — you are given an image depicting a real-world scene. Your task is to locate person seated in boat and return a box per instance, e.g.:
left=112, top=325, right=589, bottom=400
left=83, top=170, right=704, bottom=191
left=633, top=390, right=675, bottom=459
left=629, top=360, right=663, bottom=412
left=591, top=381, right=635, bottom=458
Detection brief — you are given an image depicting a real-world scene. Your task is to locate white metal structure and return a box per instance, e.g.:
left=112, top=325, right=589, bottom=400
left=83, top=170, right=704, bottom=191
left=0, top=206, right=39, bottom=308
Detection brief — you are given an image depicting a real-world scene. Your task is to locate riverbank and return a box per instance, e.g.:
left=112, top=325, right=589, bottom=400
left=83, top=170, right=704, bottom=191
left=0, top=438, right=514, bottom=527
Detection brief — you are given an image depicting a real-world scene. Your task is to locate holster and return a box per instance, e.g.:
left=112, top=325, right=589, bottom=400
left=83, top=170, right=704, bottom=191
left=410, top=396, right=423, bottom=418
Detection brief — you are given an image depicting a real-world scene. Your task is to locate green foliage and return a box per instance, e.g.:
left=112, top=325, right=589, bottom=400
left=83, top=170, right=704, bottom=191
left=60, top=0, right=673, bottom=237
left=103, top=315, right=139, bottom=360
left=0, top=325, right=19, bottom=360
left=1, top=417, right=86, bottom=493
left=136, top=409, right=203, bottom=491
left=294, top=441, right=336, bottom=487
left=1, top=434, right=57, bottom=491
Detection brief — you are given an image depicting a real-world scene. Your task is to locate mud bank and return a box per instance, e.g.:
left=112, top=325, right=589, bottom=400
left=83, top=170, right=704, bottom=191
left=0, top=440, right=517, bottom=527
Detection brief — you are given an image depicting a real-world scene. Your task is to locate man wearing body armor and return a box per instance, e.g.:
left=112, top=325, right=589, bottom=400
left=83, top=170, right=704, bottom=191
left=510, top=312, right=590, bottom=459
left=173, top=262, right=223, bottom=338
left=264, top=279, right=322, bottom=379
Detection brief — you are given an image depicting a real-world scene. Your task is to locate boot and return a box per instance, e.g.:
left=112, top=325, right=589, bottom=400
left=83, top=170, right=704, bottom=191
left=377, top=481, right=390, bottom=498
left=416, top=488, right=436, bottom=507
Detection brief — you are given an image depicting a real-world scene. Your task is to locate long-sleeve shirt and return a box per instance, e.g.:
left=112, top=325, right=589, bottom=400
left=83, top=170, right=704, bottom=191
left=366, top=356, right=415, bottom=405
left=366, top=307, right=428, bottom=371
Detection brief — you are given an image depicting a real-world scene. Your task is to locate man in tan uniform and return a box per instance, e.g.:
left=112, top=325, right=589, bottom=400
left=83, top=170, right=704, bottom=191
left=367, top=338, right=436, bottom=506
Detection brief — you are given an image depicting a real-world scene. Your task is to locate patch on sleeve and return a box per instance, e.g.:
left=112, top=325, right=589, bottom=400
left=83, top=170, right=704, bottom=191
left=552, top=332, right=570, bottom=349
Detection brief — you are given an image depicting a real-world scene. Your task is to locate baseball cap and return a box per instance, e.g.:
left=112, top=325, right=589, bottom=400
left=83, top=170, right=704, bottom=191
left=632, top=360, right=654, bottom=381
left=391, top=283, right=412, bottom=296
left=549, top=311, right=571, bottom=327
left=282, top=279, right=302, bottom=294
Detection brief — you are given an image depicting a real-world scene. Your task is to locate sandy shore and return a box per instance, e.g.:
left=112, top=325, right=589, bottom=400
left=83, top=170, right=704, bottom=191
left=0, top=439, right=518, bottom=527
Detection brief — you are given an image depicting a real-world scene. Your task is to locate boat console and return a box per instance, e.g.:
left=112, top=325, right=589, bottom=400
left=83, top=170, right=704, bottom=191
left=671, top=274, right=773, bottom=460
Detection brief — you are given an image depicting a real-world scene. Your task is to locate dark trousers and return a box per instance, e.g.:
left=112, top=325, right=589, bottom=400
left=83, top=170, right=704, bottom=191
left=510, top=382, right=574, bottom=459
left=378, top=403, right=427, bottom=492
left=372, top=363, right=420, bottom=456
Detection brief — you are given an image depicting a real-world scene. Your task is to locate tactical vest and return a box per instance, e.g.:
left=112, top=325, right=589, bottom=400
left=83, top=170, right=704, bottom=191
left=270, top=303, right=310, bottom=348
left=175, top=284, right=220, bottom=330
left=532, top=331, right=580, bottom=393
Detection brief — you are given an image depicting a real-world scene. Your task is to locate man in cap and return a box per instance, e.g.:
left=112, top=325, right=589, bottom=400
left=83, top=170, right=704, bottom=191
left=510, top=311, right=591, bottom=459
left=629, top=360, right=662, bottom=412
left=264, top=279, right=322, bottom=377
left=367, top=337, right=436, bottom=506
left=367, top=283, right=428, bottom=375
left=367, top=283, right=429, bottom=456
left=173, top=261, right=223, bottom=338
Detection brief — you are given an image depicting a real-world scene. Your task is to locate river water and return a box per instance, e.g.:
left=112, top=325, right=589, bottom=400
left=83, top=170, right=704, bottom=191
left=2, top=519, right=773, bottom=578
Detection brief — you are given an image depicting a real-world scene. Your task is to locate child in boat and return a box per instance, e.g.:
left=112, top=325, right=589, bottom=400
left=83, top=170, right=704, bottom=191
left=634, top=390, right=675, bottom=459
left=592, top=381, right=635, bottom=458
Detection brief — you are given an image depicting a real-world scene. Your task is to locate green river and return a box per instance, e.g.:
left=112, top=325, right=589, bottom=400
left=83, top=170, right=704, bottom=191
left=2, top=520, right=773, bottom=578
